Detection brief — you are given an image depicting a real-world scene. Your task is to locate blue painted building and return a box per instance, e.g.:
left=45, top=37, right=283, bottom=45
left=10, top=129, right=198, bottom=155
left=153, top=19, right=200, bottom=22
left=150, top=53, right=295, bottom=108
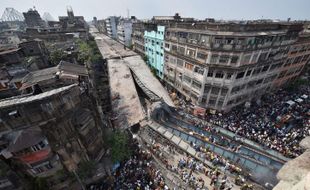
left=144, top=25, right=165, bottom=79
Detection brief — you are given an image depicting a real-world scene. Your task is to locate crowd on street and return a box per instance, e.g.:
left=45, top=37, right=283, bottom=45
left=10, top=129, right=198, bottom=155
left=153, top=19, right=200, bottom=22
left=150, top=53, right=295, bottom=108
left=173, top=84, right=310, bottom=158
left=144, top=127, right=254, bottom=190
left=206, top=86, right=310, bottom=158
left=91, top=140, right=168, bottom=190
left=113, top=145, right=168, bottom=190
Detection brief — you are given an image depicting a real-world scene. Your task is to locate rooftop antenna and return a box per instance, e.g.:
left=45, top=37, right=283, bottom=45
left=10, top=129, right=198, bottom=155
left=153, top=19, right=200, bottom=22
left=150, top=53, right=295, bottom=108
left=127, top=8, right=129, bottom=18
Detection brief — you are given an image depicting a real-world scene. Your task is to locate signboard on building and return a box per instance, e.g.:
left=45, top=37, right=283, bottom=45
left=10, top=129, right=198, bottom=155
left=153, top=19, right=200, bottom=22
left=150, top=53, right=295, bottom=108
left=193, top=106, right=206, bottom=117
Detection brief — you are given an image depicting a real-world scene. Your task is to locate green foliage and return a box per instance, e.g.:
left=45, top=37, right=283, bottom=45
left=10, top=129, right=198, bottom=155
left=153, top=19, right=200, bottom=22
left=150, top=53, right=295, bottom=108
left=0, top=161, right=9, bottom=177
left=30, top=177, right=49, bottom=190
left=107, top=130, right=132, bottom=163
left=76, top=39, right=103, bottom=64
left=151, top=67, right=157, bottom=77
left=143, top=55, right=148, bottom=62
left=77, top=161, right=96, bottom=180
left=49, top=50, right=66, bottom=65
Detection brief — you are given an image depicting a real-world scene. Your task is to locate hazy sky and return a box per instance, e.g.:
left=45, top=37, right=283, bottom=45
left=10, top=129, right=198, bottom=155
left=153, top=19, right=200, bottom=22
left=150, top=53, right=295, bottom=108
left=1, top=0, right=310, bottom=21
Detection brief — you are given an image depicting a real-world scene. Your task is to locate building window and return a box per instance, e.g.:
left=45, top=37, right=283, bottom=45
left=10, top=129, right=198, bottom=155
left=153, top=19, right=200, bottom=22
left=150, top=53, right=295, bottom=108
left=246, top=70, right=252, bottom=76
left=8, top=110, right=21, bottom=118
left=252, top=68, right=261, bottom=76
left=226, top=72, right=233, bottom=79
left=210, top=54, right=218, bottom=63
left=252, top=52, right=259, bottom=62
left=165, top=43, right=170, bottom=49
left=236, top=71, right=245, bottom=79
left=221, top=88, right=228, bottom=96
left=256, top=79, right=263, bottom=85
left=183, top=75, right=191, bottom=84
left=177, top=46, right=185, bottom=54
left=207, top=70, right=214, bottom=77
left=231, top=86, right=240, bottom=94
left=194, top=66, right=204, bottom=75
left=262, top=65, right=269, bottom=72
left=258, top=52, right=268, bottom=61
left=197, top=51, right=208, bottom=60
left=215, top=72, right=224, bottom=78
left=211, top=87, right=220, bottom=95
left=169, top=56, right=176, bottom=64
left=241, top=54, right=251, bottom=64
left=208, top=98, right=217, bottom=106
left=204, top=85, right=211, bottom=94
left=177, top=59, right=184, bottom=67
left=217, top=100, right=224, bottom=107
left=187, top=49, right=196, bottom=57
left=184, top=62, right=194, bottom=70
left=227, top=99, right=235, bottom=105
left=192, top=80, right=202, bottom=90
left=230, top=56, right=239, bottom=64
left=171, top=45, right=177, bottom=52
left=302, top=54, right=310, bottom=62
left=219, top=55, right=230, bottom=64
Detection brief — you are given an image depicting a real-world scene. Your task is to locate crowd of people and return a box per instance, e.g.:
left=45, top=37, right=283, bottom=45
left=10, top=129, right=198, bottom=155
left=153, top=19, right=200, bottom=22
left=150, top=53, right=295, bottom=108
left=206, top=86, right=310, bottom=158
left=93, top=139, right=168, bottom=190
left=173, top=84, right=310, bottom=158
left=143, top=127, right=253, bottom=190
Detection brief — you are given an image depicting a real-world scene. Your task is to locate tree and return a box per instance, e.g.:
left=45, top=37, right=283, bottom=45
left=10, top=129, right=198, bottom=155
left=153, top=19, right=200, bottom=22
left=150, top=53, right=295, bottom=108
left=107, top=130, right=132, bottom=163
left=143, top=55, right=148, bottom=62
left=0, top=161, right=9, bottom=177
left=76, top=39, right=103, bottom=64
left=49, top=50, right=66, bottom=65
left=77, top=161, right=96, bottom=180
left=30, top=177, right=49, bottom=190
left=151, top=67, right=157, bottom=77
left=77, top=41, right=92, bottom=64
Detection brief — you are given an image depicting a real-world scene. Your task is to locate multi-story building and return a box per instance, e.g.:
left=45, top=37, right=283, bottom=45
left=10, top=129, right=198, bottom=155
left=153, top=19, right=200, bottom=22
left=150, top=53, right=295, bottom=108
left=273, top=31, right=310, bottom=87
left=95, top=19, right=107, bottom=34
left=58, top=6, right=88, bottom=32
left=22, top=8, right=46, bottom=28
left=1, top=127, right=63, bottom=178
left=0, top=30, right=22, bottom=49
left=144, top=25, right=165, bottom=78
left=132, top=22, right=157, bottom=55
left=105, top=16, right=120, bottom=39
left=117, top=18, right=135, bottom=47
left=0, top=84, right=106, bottom=174
left=20, top=60, right=88, bottom=93
left=0, top=160, right=22, bottom=190
left=0, top=39, right=52, bottom=99
left=163, top=21, right=309, bottom=111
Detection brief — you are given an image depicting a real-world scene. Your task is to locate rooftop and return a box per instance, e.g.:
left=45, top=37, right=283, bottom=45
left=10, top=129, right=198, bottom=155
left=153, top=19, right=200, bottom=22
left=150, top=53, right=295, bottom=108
left=18, top=149, right=51, bottom=164
left=108, top=58, right=145, bottom=128
left=124, top=55, right=174, bottom=107
left=0, top=84, right=77, bottom=109
left=167, top=27, right=292, bottom=37
left=5, top=127, right=45, bottom=153
left=94, top=34, right=136, bottom=59
left=166, top=21, right=304, bottom=34
left=0, top=48, right=20, bottom=55
left=91, top=29, right=174, bottom=107
left=21, top=61, right=87, bottom=89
